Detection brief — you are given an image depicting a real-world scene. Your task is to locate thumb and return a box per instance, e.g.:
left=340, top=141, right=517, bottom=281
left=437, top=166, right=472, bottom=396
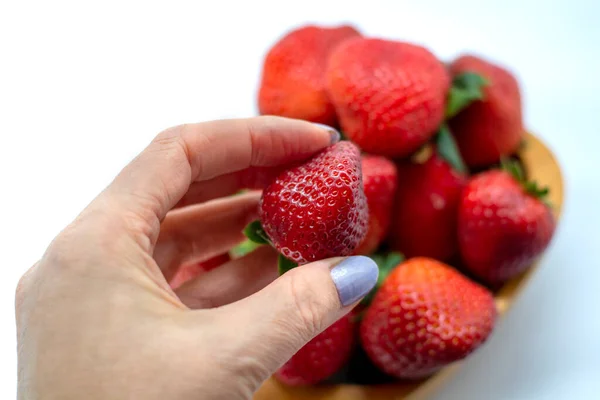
left=213, top=256, right=378, bottom=378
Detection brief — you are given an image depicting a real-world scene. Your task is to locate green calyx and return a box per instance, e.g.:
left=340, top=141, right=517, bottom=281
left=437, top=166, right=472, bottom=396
left=361, top=252, right=404, bottom=306
left=500, top=158, right=551, bottom=202
left=501, top=157, right=525, bottom=181
left=523, top=181, right=550, bottom=198
left=244, top=220, right=271, bottom=245
left=230, top=239, right=262, bottom=258
left=278, top=254, right=298, bottom=275
left=435, top=124, right=468, bottom=174
left=445, top=72, right=488, bottom=118
left=243, top=219, right=299, bottom=275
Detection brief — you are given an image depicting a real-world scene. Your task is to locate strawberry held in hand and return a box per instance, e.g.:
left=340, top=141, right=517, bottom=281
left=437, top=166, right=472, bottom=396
left=448, top=55, right=523, bottom=167
left=360, top=257, right=496, bottom=379
left=458, top=164, right=555, bottom=285
left=276, top=314, right=355, bottom=385
left=258, top=25, right=360, bottom=125
left=326, top=38, right=450, bottom=157
left=354, top=155, right=398, bottom=255
left=389, top=128, right=467, bottom=261
left=258, top=141, right=368, bottom=265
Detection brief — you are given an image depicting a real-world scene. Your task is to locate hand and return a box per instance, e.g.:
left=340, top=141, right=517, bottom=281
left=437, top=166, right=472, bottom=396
left=15, top=117, right=378, bottom=400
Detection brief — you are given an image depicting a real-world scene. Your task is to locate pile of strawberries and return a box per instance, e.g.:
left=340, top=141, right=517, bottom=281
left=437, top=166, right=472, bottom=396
left=177, top=24, right=557, bottom=386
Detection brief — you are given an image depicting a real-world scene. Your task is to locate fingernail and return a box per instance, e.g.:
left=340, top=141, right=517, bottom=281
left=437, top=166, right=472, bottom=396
left=330, top=256, right=379, bottom=306
left=313, top=123, right=341, bottom=144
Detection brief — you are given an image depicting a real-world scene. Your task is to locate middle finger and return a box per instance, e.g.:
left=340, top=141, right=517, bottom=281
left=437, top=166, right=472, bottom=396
left=154, top=191, right=260, bottom=280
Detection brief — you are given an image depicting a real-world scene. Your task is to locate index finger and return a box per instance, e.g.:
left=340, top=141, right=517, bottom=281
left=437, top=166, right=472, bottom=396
left=102, top=116, right=338, bottom=224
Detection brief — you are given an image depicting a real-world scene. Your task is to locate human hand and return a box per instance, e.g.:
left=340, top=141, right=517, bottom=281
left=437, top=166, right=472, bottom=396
left=15, top=117, right=378, bottom=400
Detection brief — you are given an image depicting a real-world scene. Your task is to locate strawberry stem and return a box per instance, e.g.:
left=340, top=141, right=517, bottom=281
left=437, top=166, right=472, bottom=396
left=436, top=124, right=468, bottom=174
left=445, top=72, right=488, bottom=118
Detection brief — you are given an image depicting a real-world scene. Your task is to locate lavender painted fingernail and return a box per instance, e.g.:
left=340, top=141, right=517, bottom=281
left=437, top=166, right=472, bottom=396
left=313, top=123, right=341, bottom=144
left=331, top=256, right=379, bottom=306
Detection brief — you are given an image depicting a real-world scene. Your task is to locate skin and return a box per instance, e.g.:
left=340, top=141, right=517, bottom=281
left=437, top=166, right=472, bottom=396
left=15, top=117, right=356, bottom=400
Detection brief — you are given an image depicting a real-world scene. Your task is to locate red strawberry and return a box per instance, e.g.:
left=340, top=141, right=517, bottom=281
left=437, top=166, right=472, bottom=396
left=458, top=168, right=555, bottom=285
left=448, top=55, right=523, bottom=167
left=169, top=253, right=230, bottom=289
left=354, top=155, right=398, bottom=255
left=259, top=141, right=368, bottom=264
left=258, top=25, right=360, bottom=125
left=360, top=257, right=496, bottom=379
left=389, top=153, right=466, bottom=261
left=276, top=313, right=355, bottom=385
left=326, top=38, right=450, bottom=157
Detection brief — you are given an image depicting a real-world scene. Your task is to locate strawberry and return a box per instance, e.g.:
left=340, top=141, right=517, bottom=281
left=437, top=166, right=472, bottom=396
left=458, top=166, right=555, bottom=285
left=326, top=38, right=450, bottom=157
left=354, top=155, right=398, bottom=255
left=448, top=55, right=523, bottom=167
left=258, top=141, right=368, bottom=265
left=169, top=253, right=231, bottom=289
left=258, top=25, right=360, bottom=125
left=275, top=313, right=355, bottom=385
left=389, top=127, right=467, bottom=260
left=390, top=155, right=466, bottom=261
left=360, top=257, right=496, bottom=379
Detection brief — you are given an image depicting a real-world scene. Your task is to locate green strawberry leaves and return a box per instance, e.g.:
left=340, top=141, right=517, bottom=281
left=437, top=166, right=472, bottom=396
left=501, top=157, right=525, bottom=182
left=501, top=158, right=551, bottom=202
left=244, top=220, right=271, bottom=245
left=446, top=72, right=488, bottom=118
left=278, top=254, right=298, bottom=275
left=361, top=252, right=404, bottom=306
left=372, top=251, right=404, bottom=284
left=436, top=124, right=468, bottom=175
left=523, top=181, right=550, bottom=198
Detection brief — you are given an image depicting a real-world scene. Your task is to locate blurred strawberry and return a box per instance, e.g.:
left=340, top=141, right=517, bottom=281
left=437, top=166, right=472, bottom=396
left=276, top=313, right=355, bottom=385
left=258, top=25, right=360, bottom=125
left=360, top=257, right=496, bottom=379
left=389, top=127, right=467, bottom=261
left=354, top=155, right=398, bottom=255
left=458, top=163, right=555, bottom=285
left=326, top=38, right=450, bottom=157
left=169, top=253, right=231, bottom=289
left=448, top=55, right=523, bottom=167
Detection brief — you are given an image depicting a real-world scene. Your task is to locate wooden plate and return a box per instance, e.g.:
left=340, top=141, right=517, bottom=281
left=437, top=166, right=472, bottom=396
left=254, top=132, right=564, bottom=400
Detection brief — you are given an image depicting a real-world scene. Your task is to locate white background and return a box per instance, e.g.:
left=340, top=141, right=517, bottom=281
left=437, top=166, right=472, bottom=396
left=1, top=0, right=599, bottom=398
